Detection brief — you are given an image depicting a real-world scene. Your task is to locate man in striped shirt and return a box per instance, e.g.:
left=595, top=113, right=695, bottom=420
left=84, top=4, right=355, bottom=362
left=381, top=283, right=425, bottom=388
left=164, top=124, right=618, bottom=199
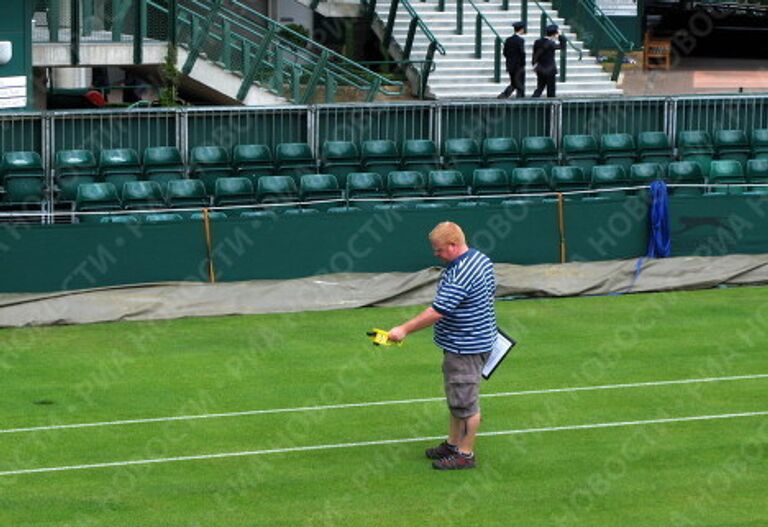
left=388, top=222, right=496, bottom=470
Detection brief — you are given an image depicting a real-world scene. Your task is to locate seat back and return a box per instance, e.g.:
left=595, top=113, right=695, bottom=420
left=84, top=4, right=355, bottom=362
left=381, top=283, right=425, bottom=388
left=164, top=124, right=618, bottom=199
left=708, top=160, right=746, bottom=194
left=322, top=141, right=359, bottom=161
left=471, top=168, right=509, bottom=197
left=122, top=180, right=165, bottom=209
left=550, top=166, right=587, bottom=192
left=666, top=160, right=704, bottom=195
left=143, top=146, right=183, bottom=169
left=638, top=131, right=670, bottom=153
left=522, top=136, right=557, bottom=158
left=428, top=170, right=468, bottom=198
left=752, top=129, right=768, bottom=156
left=590, top=165, right=629, bottom=197
left=563, top=135, right=599, bottom=156
left=190, top=146, right=230, bottom=167
left=678, top=130, right=714, bottom=152
left=512, top=167, right=549, bottom=194
left=346, top=172, right=386, bottom=208
left=166, top=178, right=209, bottom=208
left=55, top=149, right=97, bottom=171
left=257, top=175, right=299, bottom=204
left=387, top=170, right=427, bottom=199
left=233, top=144, right=272, bottom=166
left=99, top=148, right=141, bottom=171
left=214, top=176, right=255, bottom=206
left=76, top=182, right=121, bottom=211
left=630, top=162, right=663, bottom=185
left=443, top=138, right=481, bottom=158
left=300, top=174, right=343, bottom=209
left=2, top=151, right=44, bottom=174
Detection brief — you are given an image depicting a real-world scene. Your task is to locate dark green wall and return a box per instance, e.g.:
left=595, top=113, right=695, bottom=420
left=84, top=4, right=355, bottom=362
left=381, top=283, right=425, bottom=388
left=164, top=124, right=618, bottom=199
left=3, top=194, right=767, bottom=294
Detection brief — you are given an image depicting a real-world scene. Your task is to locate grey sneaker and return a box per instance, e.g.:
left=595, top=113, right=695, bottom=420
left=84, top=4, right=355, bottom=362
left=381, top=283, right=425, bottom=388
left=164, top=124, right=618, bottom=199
left=425, top=441, right=457, bottom=460
left=432, top=453, right=476, bottom=470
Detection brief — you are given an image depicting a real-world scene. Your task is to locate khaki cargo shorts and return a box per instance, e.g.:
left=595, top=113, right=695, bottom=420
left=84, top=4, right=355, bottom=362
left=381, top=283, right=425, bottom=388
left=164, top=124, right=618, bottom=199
left=442, top=351, right=489, bottom=419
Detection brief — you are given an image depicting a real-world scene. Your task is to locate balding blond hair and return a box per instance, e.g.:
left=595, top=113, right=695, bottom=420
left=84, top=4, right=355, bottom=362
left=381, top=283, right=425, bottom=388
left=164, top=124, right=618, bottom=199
left=429, top=221, right=466, bottom=246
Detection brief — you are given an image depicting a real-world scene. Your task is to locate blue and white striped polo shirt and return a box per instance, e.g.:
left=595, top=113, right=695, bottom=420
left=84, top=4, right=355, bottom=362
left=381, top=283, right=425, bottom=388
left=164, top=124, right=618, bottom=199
left=432, top=248, right=496, bottom=354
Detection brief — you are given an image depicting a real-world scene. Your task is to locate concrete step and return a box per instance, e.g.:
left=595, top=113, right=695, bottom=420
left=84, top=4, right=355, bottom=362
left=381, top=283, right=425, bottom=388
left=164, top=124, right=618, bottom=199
left=375, top=0, right=622, bottom=98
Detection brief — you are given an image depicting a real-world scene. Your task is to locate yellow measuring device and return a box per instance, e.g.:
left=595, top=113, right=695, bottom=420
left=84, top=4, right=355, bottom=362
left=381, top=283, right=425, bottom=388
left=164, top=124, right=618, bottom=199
left=366, top=328, right=403, bottom=347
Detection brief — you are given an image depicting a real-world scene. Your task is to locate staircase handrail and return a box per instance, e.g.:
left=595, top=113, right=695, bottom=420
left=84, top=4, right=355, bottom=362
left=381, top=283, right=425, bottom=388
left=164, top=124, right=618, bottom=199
left=221, top=0, right=404, bottom=94
left=523, top=0, right=584, bottom=61
left=174, top=0, right=403, bottom=102
left=461, top=0, right=505, bottom=82
left=549, top=0, right=633, bottom=81
left=365, top=0, right=446, bottom=97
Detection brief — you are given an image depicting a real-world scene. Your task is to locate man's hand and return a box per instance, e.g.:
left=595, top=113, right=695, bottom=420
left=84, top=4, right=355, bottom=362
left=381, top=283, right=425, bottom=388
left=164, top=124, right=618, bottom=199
left=388, top=326, right=407, bottom=342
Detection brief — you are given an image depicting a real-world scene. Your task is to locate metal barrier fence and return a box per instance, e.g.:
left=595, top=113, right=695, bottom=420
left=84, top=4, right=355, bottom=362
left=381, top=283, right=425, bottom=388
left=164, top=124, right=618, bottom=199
left=2, top=93, right=768, bottom=223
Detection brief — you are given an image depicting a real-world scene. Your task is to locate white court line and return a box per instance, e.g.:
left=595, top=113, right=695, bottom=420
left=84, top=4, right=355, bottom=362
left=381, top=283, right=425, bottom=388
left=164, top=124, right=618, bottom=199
left=1, top=410, right=767, bottom=477
left=3, top=373, right=768, bottom=436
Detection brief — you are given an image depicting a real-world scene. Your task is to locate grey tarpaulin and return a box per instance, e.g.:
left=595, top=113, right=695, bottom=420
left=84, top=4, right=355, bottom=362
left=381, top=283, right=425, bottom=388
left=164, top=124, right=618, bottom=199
left=2, top=254, right=768, bottom=328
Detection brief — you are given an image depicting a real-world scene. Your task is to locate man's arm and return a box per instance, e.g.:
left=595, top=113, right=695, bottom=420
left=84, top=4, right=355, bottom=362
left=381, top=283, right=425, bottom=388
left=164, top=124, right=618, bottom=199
left=388, top=307, right=443, bottom=342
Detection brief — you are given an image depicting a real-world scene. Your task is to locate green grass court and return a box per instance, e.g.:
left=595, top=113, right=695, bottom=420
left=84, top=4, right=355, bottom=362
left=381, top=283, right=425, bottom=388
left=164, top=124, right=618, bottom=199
left=1, top=286, right=767, bottom=526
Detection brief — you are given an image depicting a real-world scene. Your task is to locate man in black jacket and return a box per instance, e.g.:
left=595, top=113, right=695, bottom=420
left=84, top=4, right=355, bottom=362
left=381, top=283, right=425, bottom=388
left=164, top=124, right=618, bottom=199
left=532, top=24, right=564, bottom=98
left=497, top=21, right=526, bottom=99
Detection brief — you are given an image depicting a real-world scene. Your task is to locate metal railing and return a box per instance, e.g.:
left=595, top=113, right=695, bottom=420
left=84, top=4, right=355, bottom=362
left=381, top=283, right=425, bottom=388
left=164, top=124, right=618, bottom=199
left=4, top=93, right=768, bottom=223
left=175, top=0, right=403, bottom=104
left=433, top=0, right=583, bottom=84
left=550, top=0, right=634, bottom=81
left=367, top=0, right=446, bottom=98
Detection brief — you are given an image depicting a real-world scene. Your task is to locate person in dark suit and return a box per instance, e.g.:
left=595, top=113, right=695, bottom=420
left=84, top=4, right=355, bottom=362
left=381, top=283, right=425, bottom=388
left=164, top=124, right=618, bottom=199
left=532, top=24, right=565, bottom=98
left=498, top=21, right=526, bottom=99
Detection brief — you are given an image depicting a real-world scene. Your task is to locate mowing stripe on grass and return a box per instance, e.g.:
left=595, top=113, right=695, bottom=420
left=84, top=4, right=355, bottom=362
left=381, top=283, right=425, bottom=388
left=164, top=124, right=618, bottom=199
left=3, top=373, right=767, bottom=436
left=1, top=410, right=767, bottom=477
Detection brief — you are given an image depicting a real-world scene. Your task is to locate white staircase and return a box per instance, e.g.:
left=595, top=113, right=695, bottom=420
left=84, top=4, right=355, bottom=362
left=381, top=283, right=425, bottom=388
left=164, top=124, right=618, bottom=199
left=374, top=0, right=622, bottom=98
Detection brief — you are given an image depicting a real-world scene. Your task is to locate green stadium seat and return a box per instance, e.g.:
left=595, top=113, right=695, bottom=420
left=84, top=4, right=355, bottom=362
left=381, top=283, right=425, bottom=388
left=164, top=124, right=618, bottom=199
left=630, top=163, right=664, bottom=185
left=190, top=146, right=234, bottom=194
left=666, top=161, right=704, bottom=196
left=232, top=144, right=274, bottom=183
left=144, top=213, right=184, bottom=223
left=589, top=165, right=630, bottom=198
left=707, top=160, right=746, bottom=195
left=214, top=177, right=256, bottom=207
left=715, top=130, right=750, bottom=166
left=746, top=159, right=768, bottom=194
left=428, top=170, right=469, bottom=205
left=99, top=148, right=142, bottom=188
left=482, top=137, right=521, bottom=176
left=549, top=166, right=588, bottom=194
left=346, top=172, right=387, bottom=209
left=637, top=131, right=673, bottom=167
left=443, top=138, right=482, bottom=180
left=76, top=182, right=121, bottom=222
left=55, top=149, right=98, bottom=201
left=122, top=180, right=166, bottom=209
left=166, top=178, right=209, bottom=209
left=1, top=152, right=46, bottom=204
left=320, top=141, right=361, bottom=186
left=508, top=167, right=549, bottom=202
left=521, top=136, right=558, bottom=176
left=751, top=129, right=768, bottom=159
left=678, top=130, right=715, bottom=177
left=471, top=168, right=509, bottom=198
left=239, top=209, right=279, bottom=220
left=283, top=208, right=321, bottom=216
left=189, top=210, right=228, bottom=221
left=276, top=142, right=316, bottom=178
left=387, top=170, right=427, bottom=203
left=601, top=133, right=637, bottom=174
left=143, top=146, right=185, bottom=185
left=562, top=135, right=600, bottom=175
left=326, top=206, right=364, bottom=214
left=257, top=175, right=299, bottom=207
left=299, top=174, right=344, bottom=210
left=361, top=140, right=400, bottom=180
left=99, top=214, right=139, bottom=224
left=402, top=139, right=440, bottom=175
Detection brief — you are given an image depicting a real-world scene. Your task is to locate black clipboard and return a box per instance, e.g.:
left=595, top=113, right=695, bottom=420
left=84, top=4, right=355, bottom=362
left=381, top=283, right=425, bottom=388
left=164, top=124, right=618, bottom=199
left=482, top=328, right=517, bottom=380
